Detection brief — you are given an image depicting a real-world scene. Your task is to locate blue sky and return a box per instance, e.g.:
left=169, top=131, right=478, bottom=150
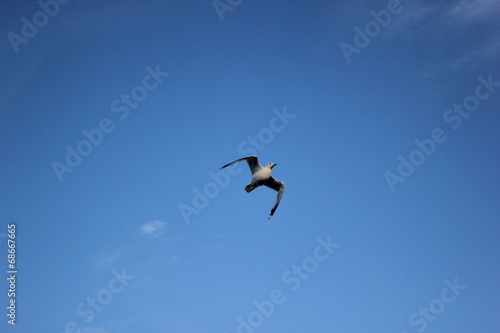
left=1, top=0, right=499, bottom=332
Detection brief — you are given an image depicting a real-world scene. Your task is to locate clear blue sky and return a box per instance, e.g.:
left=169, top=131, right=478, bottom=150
left=1, top=0, right=499, bottom=332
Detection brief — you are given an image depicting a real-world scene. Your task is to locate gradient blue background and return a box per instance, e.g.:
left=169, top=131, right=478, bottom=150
left=1, top=0, right=499, bottom=332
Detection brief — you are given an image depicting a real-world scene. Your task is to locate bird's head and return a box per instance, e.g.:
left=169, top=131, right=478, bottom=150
left=268, top=163, right=278, bottom=169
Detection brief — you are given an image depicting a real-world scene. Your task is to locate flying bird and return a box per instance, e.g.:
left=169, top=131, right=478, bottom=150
left=219, top=155, right=285, bottom=219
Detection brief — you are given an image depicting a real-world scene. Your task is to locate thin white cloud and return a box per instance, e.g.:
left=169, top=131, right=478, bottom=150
left=441, top=0, right=500, bottom=71
left=140, top=220, right=167, bottom=237
left=446, top=0, right=500, bottom=21
left=386, top=0, right=500, bottom=74
left=92, top=246, right=126, bottom=270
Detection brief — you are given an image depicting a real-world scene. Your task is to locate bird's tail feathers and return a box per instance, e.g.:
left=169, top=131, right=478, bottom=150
left=245, top=183, right=257, bottom=193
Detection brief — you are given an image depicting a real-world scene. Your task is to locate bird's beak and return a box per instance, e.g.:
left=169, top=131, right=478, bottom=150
left=273, top=163, right=278, bottom=168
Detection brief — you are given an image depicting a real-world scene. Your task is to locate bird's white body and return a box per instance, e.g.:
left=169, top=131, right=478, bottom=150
left=252, top=165, right=272, bottom=183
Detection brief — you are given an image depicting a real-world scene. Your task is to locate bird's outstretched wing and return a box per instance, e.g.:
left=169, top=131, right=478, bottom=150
left=264, top=177, right=285, bottom=219
left=219, top=155, right=261, bottom=174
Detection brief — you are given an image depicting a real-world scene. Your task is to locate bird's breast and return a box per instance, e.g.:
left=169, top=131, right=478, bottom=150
left=252, top=167, right=271, bottom=182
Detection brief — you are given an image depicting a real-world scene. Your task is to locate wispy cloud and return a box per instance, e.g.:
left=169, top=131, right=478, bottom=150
left=389, top=0, right=500, bottom=75
left=446, top=0, right=500, bottom=21
left=439, top=0, right=500, bottom=72
left=93, top=247, right=125, bottom=270
left=395, top=0, right=500, bottom=28
left=140, top=220, right=182, bottom=244
left=140, top=220, right=167, bottom=237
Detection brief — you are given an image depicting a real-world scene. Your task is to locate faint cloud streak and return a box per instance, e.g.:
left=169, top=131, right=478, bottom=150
left=140, top=220, right=167, bottom=237
left=446, top=0, right=500, bottom=21
left=389, top=0, right=500, bottom=74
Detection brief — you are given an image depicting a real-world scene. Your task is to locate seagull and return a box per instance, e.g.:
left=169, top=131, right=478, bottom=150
left=219, top=155, right=285, bottom=219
